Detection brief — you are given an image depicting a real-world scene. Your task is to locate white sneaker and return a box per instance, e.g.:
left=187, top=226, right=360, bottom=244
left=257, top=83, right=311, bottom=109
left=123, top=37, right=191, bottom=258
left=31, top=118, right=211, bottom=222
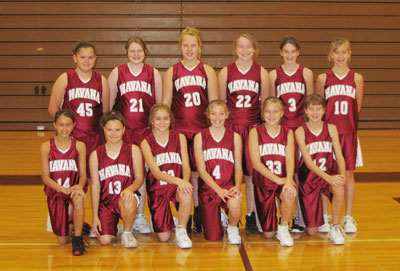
left=342, top=215, right=357, bottom=233
left=121, top=232, right=138, bottom=248
left=227, top=225, right=241, bottom=244
left=220, top=209, right=229, bottom=228
left=89, top=229, right=96, bottom=238
left=133, top=214, right=152, bottom=234
left=318, top=214, right=331, bottom=233
left=173, top=217, right=178, bottom=230
left=329, top=225, right=345, bottom=245
left=175, top=227, right=192, bottom=249
left=277, top=224, right=294, bottom=247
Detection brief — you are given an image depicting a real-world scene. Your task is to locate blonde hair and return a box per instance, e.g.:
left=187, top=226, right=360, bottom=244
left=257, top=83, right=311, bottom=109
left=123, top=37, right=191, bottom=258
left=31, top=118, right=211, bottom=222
left=261, top=97, right=283, bottom=121
left=148, top=103, right=175, bottom=130
left=179, top=27, right=202, bottom=58
left=206, top=99, right=228, bottom=115
left=233, top=32, right=259, bottom=59
left=328, top=37, right=351, bottom=62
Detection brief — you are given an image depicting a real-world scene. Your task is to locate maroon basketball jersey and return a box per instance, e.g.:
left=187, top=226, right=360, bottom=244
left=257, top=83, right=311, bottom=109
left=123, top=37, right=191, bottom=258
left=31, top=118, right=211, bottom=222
left=62, top=70, right=103, bottom=134
left=298, top=122, right=337, bottom=184
left=44, top=137, right=80, bottom=198
left=324, top=69, right=358, bottom=134
left=145, top=130, right=183, bottom=195
left=113, top=63, right=156, bottom=130
left=198, top=128, right=236, bottom=194
left=226, top=62, right=262, bottom=125
left=96, top=142, right=134, bottom=204
left=275, top=65, right=306, bottom=129
left=171, top=62, right=209, bottom=134
left=253, top=125, right=289, bottom=189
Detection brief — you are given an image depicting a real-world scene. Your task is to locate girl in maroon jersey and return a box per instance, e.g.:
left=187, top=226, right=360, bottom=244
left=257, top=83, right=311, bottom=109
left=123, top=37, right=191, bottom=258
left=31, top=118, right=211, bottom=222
left=48, top=41, right=110, bottom=162
left=163, top=27, right=218, bottom=233
left=141, top=104, right=193, bottom=248
left=194, top=100, right=243, bottom=244
left=108, top=36, right=163, bottom=235
left=90, top=111, right=144, bottom=248
left=269, top=36, right=314, bottom=233
left=316, top=38, right=364, bottom=233
left=40, top=109, right=87, bottom=255
left=295, top=94, right=346, bottom=245
left=248, top=97, right=297, bottom=246
left=218, top=32, right=270, bottom=234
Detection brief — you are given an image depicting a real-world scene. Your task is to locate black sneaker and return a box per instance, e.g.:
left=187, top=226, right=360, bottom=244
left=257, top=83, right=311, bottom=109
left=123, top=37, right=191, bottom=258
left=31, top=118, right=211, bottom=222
left=245, top=212, right=260, bottom=234
left=193, top=206, right=203, bottom=233
left=82, top=222, right=91, bottom=235
left=290, top=218, right=305, bottom=233
left=72, top=236, right=87, bottom=256
left=186, top=215, right=192, bottom=234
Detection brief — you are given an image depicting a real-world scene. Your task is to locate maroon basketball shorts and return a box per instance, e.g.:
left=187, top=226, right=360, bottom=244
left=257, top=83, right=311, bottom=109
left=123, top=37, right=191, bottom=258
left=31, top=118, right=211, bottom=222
left=47, top=194, right=72, bottom=237
left=198, top=186, right=233, bottom=241
left=254, top=185, right=283, bottom=232
left=147, top=184, right=177, bottom=233
left=225, top=121, right=257, bottom=176
left=123, top=126, right=151, bottom=146
left=339, top=132, right=357, bottom=171
left=298, top=178, right=330, bottom=228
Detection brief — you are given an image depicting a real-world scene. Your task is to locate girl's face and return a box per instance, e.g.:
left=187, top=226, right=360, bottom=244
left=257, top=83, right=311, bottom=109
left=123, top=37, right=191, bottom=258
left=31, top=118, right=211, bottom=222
left=263, top=102, right=283, bottom=126
left=151, top=109, right=171, bottom=132
left=54, top=115, right=75, bottom=138
left=180, top=35, right=200, bottom=61
left=103, top=120, right=125, bottom=144
left=235, top=36, right=255, bottom=62
left=331, top=44, right=351, bottom=67
left=127, top=42, right=145, bottom=65
left=280, top=43, right=300, bottom=65
left=73, top=47, right=97, bottom=73
left=305, top=104, right=325, bottom=123
left=208, top=105, right=228, bottom=128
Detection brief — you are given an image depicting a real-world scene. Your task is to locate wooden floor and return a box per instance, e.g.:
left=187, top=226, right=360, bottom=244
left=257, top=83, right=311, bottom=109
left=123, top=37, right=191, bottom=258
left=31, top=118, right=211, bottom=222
left=0, top=130, right=400, bottom=270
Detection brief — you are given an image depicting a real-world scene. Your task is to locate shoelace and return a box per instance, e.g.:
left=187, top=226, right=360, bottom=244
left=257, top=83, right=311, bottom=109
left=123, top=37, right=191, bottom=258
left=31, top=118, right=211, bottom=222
left=329, top=225, right=346, bottom=238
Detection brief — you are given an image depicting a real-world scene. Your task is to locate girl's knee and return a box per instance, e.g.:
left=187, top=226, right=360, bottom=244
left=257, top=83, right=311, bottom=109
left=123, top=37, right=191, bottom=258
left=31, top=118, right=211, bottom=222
left=99, top=235, right=114, bottom=245
left=157, top=232, right=171, bottom=242
left=263, top=232, right=274, bottom=239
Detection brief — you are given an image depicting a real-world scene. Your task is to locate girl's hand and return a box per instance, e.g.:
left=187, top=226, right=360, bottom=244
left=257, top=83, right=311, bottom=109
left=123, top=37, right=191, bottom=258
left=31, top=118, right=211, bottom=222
left=177, top=180, right=193, bottom=195
left=91, top=216, right=102, bottom=238
left=216, top=188, right=230, bottom=203
left=70, top=188, right=85, bottom=199
left=228, top=187, right=242, bottom=199
left=282, top=181, right=297, bottom=199
left=328, top=175, right=345, bottom=186
left=120, top=189, right=134, bottom=201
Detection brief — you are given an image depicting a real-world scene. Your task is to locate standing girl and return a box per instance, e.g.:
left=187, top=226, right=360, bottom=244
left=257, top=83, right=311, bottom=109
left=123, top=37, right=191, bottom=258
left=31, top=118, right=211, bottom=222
left=269, top=36, right=314, bottom=233
left=248, top=98, right=297, bottom=246
left=140, top=104, right=193, bottom=248
left=90, top=111, right=143, bottom=248
left=40, top=109, right=87, bottom=256
left=163, top=27, right=219, bottom=233
left=48, top=41, right=110, bottom=164
left=194, top=100, right=243, bottom=244
left=218, top=32, right=270, bottom=234
left=108, top=36, right=163, bottom=234
left=316, top=38, right=364, bottom=233
left=295, top=94, right=346, bottom=245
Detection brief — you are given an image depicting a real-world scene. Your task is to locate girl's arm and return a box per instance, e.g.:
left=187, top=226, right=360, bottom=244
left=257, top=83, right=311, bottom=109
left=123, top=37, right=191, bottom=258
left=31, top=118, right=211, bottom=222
left=154, top=68, right=163, bottom=103
left=283, top=130, right=297, bottom=198
left=48, top=73, right=68, bottom=118
left=162, top=67, right=174, bottom=106
left=328, top=124, right=346, bottom=180
left=260, top=66, right=270, bottom=104
left=268, top=69, right=277, bottom=97
left=101, top=76, right=110, bottom=112
left=108, top=67, right=119, bottom=109
left=121, top=145, right=145, bottom=200
left=217, top=67, right=228, bottom=101
left=75, top=140, right=87, bottom=189
left=230, top=132, right=244, bottom=197
left=355, top=72, right=364, bottom=113
left=303, top=67, right=314, bottom=95
left=178, top=133, right=193, bottom=194
left=193, top=132, right=230, bottom=201
left=89, top=150, right=102, bottom=236
left=204, top=64, right=219, bottom=101
left=248, top=127, right=286, bottom=185
left=315, top=73, right=327, bottom=98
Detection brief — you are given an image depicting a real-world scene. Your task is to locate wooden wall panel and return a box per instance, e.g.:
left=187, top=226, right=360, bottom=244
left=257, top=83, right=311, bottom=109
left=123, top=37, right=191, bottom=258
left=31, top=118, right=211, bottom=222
left=0, top=1, right=399, bottom=131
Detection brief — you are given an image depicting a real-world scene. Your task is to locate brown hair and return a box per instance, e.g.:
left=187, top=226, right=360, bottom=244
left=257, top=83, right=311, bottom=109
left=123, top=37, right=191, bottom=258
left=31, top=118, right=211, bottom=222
left=233, top=32, right=259, bottom=59
left=179, top=27, right=202, bottom=58
left=280, top=36, right=301, bottom=51
left=304, top=93, right=326, bottom=109
left=125, top=36, right=149, bottom=56
left=100, top=110, right=126, bottom=129
left=148, top=103, right=175, bottom=130
left=261, top=97, right=283, bottom=121
left=328, top=37, right=351, bottom=62
left=206, top=99, right=228, bottom=115
left=54, top=108, right=75, bottom=123
left=72, top=41, right=96, bottom=55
